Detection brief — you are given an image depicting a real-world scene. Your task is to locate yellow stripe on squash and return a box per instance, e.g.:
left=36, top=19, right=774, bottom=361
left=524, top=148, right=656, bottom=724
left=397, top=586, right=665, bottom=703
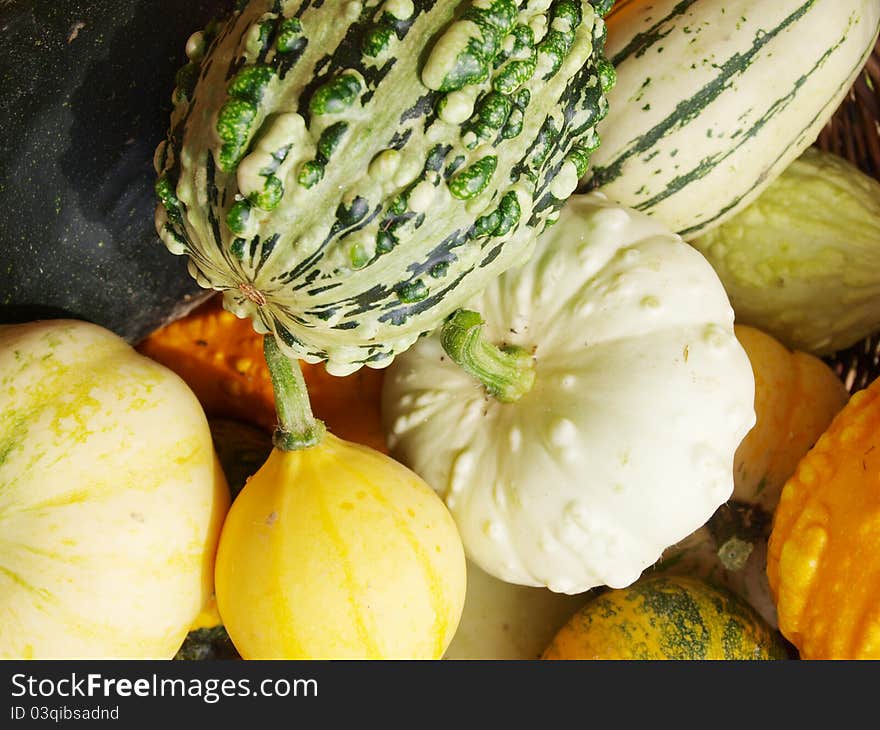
left=214, top=433, right=466, bottom=659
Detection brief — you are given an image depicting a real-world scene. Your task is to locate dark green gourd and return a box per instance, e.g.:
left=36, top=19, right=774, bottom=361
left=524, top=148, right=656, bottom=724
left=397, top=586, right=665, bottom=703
left=0, top=0, right=227, bottom=344
left=156, top=0, right=614, bottom=375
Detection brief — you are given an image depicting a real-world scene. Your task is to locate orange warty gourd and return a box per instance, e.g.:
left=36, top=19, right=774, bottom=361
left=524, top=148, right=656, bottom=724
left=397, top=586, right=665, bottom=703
left=138, top=296, right=387, bottom=452
left=767, top=376, right=880, bottom=659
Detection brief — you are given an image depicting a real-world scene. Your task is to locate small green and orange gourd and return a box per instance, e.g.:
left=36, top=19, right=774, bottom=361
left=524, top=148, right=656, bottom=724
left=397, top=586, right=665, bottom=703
left=542, top=575, right=787, bottom=660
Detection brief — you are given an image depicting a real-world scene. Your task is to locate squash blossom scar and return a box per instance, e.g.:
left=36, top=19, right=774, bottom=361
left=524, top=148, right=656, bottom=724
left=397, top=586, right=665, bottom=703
left=239, top=282, right=267, bottom=307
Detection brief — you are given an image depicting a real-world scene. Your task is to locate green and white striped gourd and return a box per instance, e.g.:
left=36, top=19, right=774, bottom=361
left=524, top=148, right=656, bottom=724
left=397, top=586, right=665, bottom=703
left=155, top=0, right=614, bottom=375
left=584, top=0, right=880, bottom=239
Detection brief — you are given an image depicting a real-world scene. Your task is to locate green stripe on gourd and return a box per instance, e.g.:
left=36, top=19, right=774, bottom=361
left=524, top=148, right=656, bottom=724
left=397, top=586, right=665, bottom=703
left=396, top=279, right=429, bottom=303
left=156, top=0, right=614, bottom=375
left=584, top=0, right=880, bottom=239
left=493, top=24, right=537, bottom=94
left=421, top=0, right=518, bottom=92
left=228, top=64, right=275, bottom=103
left=606, top=0, right=699, bottom=68
left=216, top=99, right=259, bottom=173
left=537, top=0, right=582, bottom=78
left=248, top=175, right=283, bottom=211
left=674, top=39, right=872, bottom=237
left=449, top=155, right=498, bottom=200
left=297, top=160, right=323, bottom=189
left=295, top=122, right=350, bottom=190
left=593, top=2, right=817, bottom=195
left=154, top=176, right=183, bottom=226
left=245, top=16, right=275, bottom=61
left=226, top=199, right=252, bottom=235
left=363, top=0, right=417, bottom=59
left=566, top=136, right=601, bottom=178
left=276, top=18, right=304, bottom=54
left=500, top=88, right=530, bottom=140
left=363, top=25, right=396, bottom=58
left=461, top=92, right=513, bottom=149
left=473, top=190, right=521, bottom=238
left=309, top=73, right=364, bottom=116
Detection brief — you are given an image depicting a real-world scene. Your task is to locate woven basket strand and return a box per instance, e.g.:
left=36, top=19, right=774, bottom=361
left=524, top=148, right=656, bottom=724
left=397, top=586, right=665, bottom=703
left=816, top=39, right=880, bottom=393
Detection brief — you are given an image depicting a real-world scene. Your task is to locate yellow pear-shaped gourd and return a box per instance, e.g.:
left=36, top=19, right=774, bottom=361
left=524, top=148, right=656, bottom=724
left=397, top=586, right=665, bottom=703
left=216, top=434, right=466, bottom=659
left=214, top=339, right=466, bottom=659
left=0, top=320, right=229, bottom=659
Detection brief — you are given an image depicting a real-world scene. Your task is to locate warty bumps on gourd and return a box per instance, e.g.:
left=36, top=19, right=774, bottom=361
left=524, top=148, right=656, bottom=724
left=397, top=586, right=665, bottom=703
left=154, top=0, right=615, bottom=375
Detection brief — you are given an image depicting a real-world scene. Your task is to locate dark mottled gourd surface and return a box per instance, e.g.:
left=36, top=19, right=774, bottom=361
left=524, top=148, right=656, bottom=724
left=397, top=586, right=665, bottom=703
left=157, top=0, right=614, bottom=374
left=0, top=0, right=227, bottom=343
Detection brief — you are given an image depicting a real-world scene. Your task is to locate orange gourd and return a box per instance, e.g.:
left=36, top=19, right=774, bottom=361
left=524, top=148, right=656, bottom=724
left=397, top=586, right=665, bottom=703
left=767, top=377, right=880, bottom=659
left=138, top=296, right=387, bottom=452
left=733, top=325, right=849, bottom=512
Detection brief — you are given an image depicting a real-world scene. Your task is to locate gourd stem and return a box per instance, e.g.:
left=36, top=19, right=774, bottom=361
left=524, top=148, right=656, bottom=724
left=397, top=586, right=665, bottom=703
left=263, top=335, right=325, bottom=451
left=707, top=502, right=771, bottom=572
left=440, top=309, right=536, bottom=403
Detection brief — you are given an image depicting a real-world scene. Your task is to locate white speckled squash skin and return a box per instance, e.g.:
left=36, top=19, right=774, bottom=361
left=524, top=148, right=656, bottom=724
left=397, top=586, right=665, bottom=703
left=0, top=320, right=229, bottom=659
left=381, top=193, right=755, bottom=594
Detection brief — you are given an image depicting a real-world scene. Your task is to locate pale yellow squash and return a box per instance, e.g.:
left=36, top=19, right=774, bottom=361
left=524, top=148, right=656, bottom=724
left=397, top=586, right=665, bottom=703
left=444, top=560, right=588, bottom=660
left=215, top=432, right=466, bottom=659
left=0, top=320, right=229, bottom=659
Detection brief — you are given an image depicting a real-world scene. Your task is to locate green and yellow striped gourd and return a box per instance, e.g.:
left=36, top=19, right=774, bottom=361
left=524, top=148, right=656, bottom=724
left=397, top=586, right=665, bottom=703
left=155, top=0, right=614, bottom=375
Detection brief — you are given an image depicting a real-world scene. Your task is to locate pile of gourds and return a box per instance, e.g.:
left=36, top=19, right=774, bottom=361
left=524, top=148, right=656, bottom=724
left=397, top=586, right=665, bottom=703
left=2, top=0, right=880, bottom=660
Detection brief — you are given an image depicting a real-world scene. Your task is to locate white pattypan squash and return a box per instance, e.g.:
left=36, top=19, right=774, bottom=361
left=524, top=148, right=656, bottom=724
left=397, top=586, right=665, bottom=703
left=381, top=193, right=755, bottom=594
